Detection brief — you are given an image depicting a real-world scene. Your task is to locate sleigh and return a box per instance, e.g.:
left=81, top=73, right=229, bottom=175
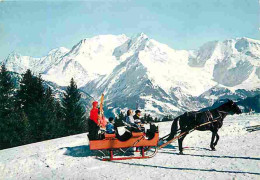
left=89, top=93, right=231, bottom=161
left=89, top=127, right=159, bottom=161
left=89, top=118, right=225, bottom=161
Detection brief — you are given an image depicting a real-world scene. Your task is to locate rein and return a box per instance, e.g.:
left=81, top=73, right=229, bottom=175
left=217, top=110, right=229, bottom=114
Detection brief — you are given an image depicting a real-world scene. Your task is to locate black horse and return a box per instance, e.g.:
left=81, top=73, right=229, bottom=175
left=167, top=99, right=242, bottom=154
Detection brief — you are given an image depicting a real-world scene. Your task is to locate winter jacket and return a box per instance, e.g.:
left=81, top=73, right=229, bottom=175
left=90, top=108, right=99, bottom=124
left=124, top=116, right=135, bottom=127
left=133, top=114, right=140, bottom=120
left=90, top=101, right=99, bottom=125
left=106, top=123, right=115, bottom=134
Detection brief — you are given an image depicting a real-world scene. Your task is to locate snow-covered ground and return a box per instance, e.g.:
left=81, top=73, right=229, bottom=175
left=0, top=114, right=259, bottom=180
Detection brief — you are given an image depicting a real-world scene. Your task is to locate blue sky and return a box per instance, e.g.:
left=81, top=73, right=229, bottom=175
left=0, top=0, right=259, bottom=60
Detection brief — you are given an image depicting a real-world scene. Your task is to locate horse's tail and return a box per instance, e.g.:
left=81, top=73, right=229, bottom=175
left=166, top=117, right=180, bottom=141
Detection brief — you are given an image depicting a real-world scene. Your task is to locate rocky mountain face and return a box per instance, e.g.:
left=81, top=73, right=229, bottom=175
left=2, top=33, right=260, bottom=117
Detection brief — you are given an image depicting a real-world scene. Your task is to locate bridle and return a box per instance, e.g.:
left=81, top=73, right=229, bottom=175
left=206, top=110, right=228, bottom=122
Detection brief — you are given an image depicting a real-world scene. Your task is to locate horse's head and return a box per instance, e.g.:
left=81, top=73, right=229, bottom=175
left=225, top=99, right=242, bottom=114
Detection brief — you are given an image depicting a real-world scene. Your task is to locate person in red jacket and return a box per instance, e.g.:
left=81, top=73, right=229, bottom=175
left=90, top=101, right=99, bottom=124
left=88, top=101, right=100, bottom=140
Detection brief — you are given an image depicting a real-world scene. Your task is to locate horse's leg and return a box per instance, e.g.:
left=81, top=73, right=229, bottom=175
left=178, top=134, right=187, bottom=155
left=210, top=131, right=216, bottom=151
left=213, top=131, right=219, bottom=147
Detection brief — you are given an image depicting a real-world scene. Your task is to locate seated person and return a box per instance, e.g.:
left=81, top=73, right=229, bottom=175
left=124, top=109, right=142, bottom=132
left=106, top=117, right=115, bottom=134
left=134, top=119, right=145, bottom=132
left=134, top=110, right=145, bottom=132
left=124, top=109, right=135, bottom=127
left=133, top=109, right=141, bottom=120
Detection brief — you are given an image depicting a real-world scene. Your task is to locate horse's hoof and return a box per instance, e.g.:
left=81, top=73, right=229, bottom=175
left=179, top=151, right=184, bottom=155
left=211, top=148, right=216, bottom=151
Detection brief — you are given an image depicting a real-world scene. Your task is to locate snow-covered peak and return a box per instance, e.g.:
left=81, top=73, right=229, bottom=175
left=132, top=32, right=149, bottom=41
left=131, top=33, right=150, bottom=48
left=3, top=52, right=41, bottom=74
left=192, top=37, right=260, bottom=89
left=3, top=47, right=69, bottom=75
left=7, top=51, right=21, bottom=57
left=236, top=37, right=260, bottom=44
left=70, top=34, right=129, bottom=55
left=233, top=37, right=260, bottom=57
left=3, top=51, right=23, bottom=63
left=112, top=33, right=151, bottom=61
left=212, top=37, right=260, bottom=58
left=188, top=41, right=218, bottom=67
left=60, top=34, right=129, bottom=76
left=42, top=34, right=130, bottom=87
left=48, top=47, right=70, bottom=55
left=189, top=37, right=260, bottom=67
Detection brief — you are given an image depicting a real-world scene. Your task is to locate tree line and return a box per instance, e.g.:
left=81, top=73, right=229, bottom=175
left=0, top=64, right=87, bottom=150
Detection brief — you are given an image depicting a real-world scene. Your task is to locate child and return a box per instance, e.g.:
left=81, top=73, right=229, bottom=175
left=134, top=119, right=144, bottom=132
left=106, top=117, right=115, bottom=134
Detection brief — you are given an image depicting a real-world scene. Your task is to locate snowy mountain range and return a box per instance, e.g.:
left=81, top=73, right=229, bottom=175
left=2, top=33, right=260, bottom=117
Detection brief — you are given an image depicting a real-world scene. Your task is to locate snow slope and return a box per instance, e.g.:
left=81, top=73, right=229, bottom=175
left=0, top=114, right=259, bottom=180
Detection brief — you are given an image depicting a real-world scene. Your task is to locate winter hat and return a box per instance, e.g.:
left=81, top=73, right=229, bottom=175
left=135, top=110, right=141, bottom=114
left=92, top=101, right=98, bottom=108
left=135, top=119, right=141, bottom=123
left=109, top=117, right=114, bottom=122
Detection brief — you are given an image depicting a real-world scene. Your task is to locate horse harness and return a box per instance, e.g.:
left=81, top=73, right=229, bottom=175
left=188, top=109, right=228, bottom=127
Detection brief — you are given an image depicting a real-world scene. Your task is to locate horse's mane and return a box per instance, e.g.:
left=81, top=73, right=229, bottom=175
left=214, top=101, right=230, bottom=109
left=199, top=99, right=233, bottom=113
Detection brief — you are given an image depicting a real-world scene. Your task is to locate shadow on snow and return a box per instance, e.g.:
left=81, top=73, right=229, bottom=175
left=110, top=161, right=260, bottom=176
left=60, top=145, right=92, bottom=157
left=161, top=151, right=260, bottom=161
left=60, top=145, right=260, bottom=175
left=163, top=144, right=211, bottom=151
left=60, top=144, right=260, bottom=161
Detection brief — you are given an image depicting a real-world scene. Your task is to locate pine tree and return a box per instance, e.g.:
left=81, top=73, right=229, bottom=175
left=162, top=115, right=173, bottom=122
left=0, top=64, right=24, bottom=149
left=16, top=70, right=44, bottom=113
left=142, top=114, right=147, bottom=123
left=16, top=70, right=46, bottom=143
left=154, top=117, right=159, bottom=122
left=0, top=64, right=15, bottom=116
left=61, top=78, right=85, bottom=135
left=147, top=114, right=153, bottom=123
left=8, top=109, right=28, bottom=147
left=40, top=87, right=60, bottom=139
left=52, top=101, right=65, bottom=137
